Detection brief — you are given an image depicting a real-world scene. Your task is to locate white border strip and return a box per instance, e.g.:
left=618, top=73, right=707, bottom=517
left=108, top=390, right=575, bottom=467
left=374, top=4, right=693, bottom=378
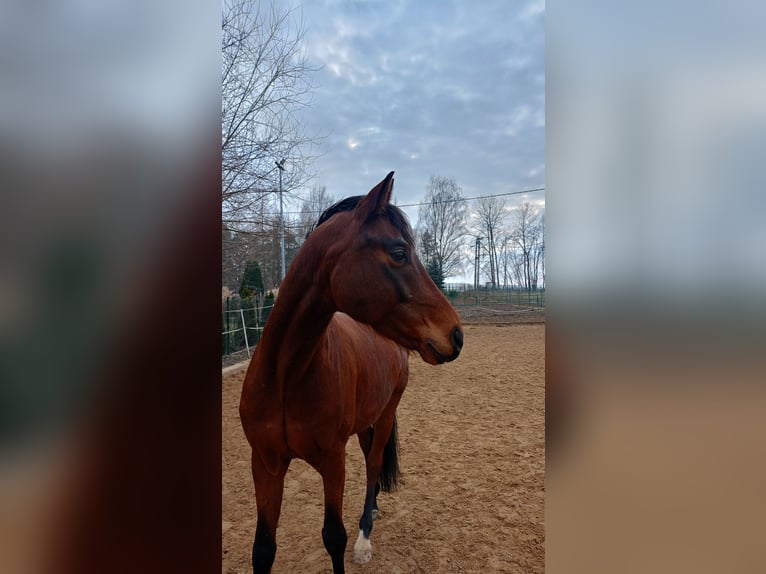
left=222, top=359, right=250, bottom=377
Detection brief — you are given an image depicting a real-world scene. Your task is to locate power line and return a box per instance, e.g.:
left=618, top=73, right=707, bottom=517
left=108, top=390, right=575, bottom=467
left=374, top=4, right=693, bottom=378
left=397, top=187, right=545, bottom=209
left=226, top=186, right=545, bottom=222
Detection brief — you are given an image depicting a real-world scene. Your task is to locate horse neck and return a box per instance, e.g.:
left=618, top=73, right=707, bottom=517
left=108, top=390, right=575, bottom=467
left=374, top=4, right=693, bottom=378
left=258, top=246, right=336, bottom=384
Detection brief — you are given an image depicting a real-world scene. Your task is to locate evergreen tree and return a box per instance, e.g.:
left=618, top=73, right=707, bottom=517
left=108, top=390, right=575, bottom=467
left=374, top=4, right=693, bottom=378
left=239, top=260, right=264, bottom=298
left=426, top=258, right=445, bottom=289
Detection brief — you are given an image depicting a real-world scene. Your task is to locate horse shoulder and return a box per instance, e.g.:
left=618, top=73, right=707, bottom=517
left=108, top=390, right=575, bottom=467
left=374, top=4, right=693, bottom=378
left=323, top=315, right=409, bottom=427
left=326, top=314, right=406, bottom=376
left=239, top=350, right=289, bottom=473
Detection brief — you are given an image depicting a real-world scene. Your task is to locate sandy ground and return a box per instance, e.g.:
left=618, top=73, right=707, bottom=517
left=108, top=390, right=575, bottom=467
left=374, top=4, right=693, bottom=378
left=223, top=324, right=544, bottom=573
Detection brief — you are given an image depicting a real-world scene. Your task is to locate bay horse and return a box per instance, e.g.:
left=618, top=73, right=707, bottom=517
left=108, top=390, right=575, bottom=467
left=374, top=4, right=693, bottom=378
left=239, top=172, right=463, bottom=573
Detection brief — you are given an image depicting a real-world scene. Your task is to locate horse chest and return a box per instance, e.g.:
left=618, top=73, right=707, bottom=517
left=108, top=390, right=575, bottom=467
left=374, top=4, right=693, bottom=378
left=283, top=411, right=349, bottom=465
left=283, top=394, right=346, bottom=435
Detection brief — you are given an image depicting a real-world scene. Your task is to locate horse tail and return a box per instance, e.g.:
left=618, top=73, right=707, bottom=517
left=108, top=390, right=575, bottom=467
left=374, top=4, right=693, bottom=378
left=378, top=415, right=401, bottom=493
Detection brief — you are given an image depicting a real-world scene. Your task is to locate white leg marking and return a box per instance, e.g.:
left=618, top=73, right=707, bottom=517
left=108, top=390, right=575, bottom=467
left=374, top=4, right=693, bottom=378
left=353, top=529, right=372, bottom=564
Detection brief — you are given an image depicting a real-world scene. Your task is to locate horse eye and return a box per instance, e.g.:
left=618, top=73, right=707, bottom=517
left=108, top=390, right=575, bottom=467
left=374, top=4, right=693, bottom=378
left=390, top=249, right=408, bottom=264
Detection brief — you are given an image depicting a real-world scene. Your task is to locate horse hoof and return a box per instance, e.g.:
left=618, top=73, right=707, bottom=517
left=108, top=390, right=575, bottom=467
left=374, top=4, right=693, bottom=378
left=353, top=530, right=372, bottom=564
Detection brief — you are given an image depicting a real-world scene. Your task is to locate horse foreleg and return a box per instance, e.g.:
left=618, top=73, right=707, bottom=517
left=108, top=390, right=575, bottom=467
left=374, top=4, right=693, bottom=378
left=251, top=451, right=288, bottom=574
left=319, top=449, right=348, bottom=574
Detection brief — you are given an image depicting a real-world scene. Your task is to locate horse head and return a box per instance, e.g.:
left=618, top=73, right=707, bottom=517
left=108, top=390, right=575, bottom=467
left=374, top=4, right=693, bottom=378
left=314, top=172, right=463, bottom=364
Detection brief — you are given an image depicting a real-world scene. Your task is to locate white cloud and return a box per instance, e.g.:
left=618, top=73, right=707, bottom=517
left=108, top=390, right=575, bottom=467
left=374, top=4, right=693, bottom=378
left=506, top=105, right=532, bottom=136
left=527, top=164, right=545, bottom=178
left=296, top=0, right=544, bottom=210
left=519, top=0, right=545, bottom=21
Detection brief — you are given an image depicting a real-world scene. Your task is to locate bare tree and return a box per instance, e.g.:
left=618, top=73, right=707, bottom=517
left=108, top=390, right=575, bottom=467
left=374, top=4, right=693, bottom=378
left=222, top=228, right=249, bottom=292
left=509, top=202, right=543, bottom=290
left=539, top=212, right=545, bottom=288
left=233, top=215, right=303, bottom=291
left=497, top=233, right=514, bottom=288
left=533, top=212, right=545, bottom=289
left=297, top=185, right=335, bottom=239
left=507, top=247, right=522, bottom=287
left=222, top=0, right=320, bottom=230
left=416, top=176, right=467, bottom=279
left=472, top=196, right=507, bottom=287
left=418, top=229, right=435, bottom=263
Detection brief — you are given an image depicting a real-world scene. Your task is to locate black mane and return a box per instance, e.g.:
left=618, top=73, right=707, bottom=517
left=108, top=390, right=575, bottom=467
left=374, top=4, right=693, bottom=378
left=313, top=196, right=364, bottom=229
left=309, top=196, right=414, bottom=246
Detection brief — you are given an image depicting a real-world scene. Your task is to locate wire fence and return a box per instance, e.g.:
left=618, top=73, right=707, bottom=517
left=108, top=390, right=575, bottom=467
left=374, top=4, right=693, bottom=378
left=222, top=296, right=274, bottom=361
left=222, top=287, right=545, bottom=366
left=444, top=285, right=545, bottom=309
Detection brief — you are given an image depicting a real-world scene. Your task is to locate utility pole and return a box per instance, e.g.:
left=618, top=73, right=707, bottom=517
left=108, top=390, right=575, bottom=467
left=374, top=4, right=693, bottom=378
left=275, top=159, right=286, bottom=282
left=474, top=236, right=482, bottom=290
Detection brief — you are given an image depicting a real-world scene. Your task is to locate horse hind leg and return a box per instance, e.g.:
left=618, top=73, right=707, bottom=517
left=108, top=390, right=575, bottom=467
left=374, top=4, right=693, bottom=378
left=354, top=427, right=375, bottom=564
left=371, top=482, right=380, bottom=520
left=356, top=429, right=383, bottom=521
left=251, top=451, right=289, bottom=574
left=354, top=415, right=400, bottom=564
left=353, top=487, right=375, bottom=564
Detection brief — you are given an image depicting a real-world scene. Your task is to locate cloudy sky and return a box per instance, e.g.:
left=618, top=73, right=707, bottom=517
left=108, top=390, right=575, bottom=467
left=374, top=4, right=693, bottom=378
left=292, top=0, right=545, bottom=226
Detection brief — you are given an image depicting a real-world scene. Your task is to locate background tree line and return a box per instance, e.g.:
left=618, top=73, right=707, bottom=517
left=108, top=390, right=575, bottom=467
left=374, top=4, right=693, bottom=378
left=223, top=171, right=545, bottom=294
left=415, top=176, right=545, bottom=291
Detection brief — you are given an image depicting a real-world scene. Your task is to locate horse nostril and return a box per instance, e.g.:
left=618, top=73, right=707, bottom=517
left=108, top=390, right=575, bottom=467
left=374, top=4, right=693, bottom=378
left=451, top=326, right=464, bottom=353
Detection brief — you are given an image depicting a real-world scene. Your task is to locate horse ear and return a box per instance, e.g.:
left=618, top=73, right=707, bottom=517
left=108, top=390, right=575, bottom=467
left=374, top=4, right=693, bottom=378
left=355, top=171, right=395, bottom=221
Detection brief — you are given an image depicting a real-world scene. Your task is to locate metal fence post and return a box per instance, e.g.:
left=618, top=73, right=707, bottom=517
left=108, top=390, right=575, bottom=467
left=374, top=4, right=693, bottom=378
left=240, top=308, right=251, bottom=357
left=225, top=297, right=230, bottom=355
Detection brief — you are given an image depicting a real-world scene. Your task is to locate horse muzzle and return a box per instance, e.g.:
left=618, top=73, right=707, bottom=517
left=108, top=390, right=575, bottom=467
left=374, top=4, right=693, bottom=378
left=421, top=326, right=463, bottom=364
